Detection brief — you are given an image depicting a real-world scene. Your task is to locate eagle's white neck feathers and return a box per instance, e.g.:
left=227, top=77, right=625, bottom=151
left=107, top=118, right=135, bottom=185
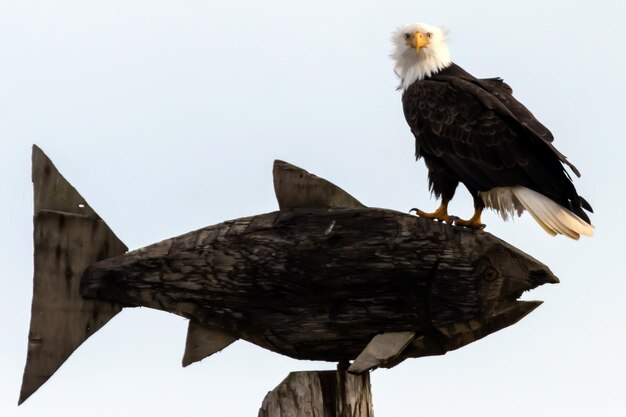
left=391, top=23, right=452, bottom=90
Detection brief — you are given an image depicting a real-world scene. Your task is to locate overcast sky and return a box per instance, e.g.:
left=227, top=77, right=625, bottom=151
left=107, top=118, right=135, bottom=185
left=2, top=1, right=625, bottom=416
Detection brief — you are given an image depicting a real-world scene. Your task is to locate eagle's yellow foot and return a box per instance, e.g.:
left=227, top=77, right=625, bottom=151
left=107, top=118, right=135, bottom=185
left=453, top=210, right=486, bottom=230
left=409, top=204, right=454, bottom=224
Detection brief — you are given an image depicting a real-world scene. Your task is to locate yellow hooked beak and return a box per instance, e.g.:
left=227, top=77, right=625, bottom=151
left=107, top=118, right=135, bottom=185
left=406, top=32, right=430, bottom=52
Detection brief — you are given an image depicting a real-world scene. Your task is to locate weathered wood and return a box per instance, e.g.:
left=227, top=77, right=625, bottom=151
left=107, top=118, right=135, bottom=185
left=19, top=146, right=128, bottom=405
left=182, top=320, right=237, bottom=367
left=273, top=160, right=365, bottom=210
left=81, top=162, right=558, bottom=365
left=349, top=331, right=415, bottom=373
left=21, top=152, right=559, bottom=405
left=258, top=369, right=373, bottom=417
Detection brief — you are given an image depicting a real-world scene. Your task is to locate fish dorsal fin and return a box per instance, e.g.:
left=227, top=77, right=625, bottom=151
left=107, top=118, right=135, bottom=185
left=20, top=146, right=127, bottom=404
left=182, top=320, right=238, bottom=367
left=348, top=331, right=415, bottom=373
left=273, top=160, right=365, bottom=210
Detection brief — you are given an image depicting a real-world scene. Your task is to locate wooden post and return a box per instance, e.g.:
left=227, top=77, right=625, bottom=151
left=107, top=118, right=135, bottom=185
left=258, top=365, right=373, bottom=417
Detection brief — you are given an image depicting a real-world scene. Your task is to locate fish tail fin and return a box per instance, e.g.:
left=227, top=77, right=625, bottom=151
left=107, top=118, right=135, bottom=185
left=19, top=146, right=128, bottom=405
left=511, top=186, right=594, bottom=240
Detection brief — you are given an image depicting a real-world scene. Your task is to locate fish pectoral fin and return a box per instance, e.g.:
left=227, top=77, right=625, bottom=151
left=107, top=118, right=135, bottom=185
left=182, top=320, right=238, bottom=367
left=348, top=331, right=415, bottom=374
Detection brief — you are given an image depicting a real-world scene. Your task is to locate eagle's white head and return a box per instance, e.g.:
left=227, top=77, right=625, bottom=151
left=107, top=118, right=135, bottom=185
left=391, top=23, right=451, bottom=90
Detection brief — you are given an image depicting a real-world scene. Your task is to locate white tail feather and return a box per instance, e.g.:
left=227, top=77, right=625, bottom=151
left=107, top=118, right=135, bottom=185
left=480, top=186, right=594, bottom=239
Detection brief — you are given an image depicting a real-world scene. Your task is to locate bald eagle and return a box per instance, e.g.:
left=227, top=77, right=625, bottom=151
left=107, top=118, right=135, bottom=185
left=392, top=23, right=593, bottom=239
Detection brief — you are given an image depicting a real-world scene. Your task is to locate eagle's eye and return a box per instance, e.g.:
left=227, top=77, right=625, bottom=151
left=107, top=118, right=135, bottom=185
left=404, top=33, right=410, bottom=40
left=426, top=32, right=433, bottom=39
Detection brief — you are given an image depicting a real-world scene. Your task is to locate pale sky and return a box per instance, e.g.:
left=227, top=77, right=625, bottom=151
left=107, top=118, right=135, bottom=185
left=2, top=1, right=625, bottom=416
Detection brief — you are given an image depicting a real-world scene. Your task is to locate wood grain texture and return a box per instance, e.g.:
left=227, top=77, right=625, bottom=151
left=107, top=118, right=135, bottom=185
left=21, top=151, right=559, bottom=409
left=182, top=320, right=237, bottom=367
left=81, top=205, right=557, bottom=364
left=273, top=160, right=365, bottom=210
left=19, top=146, right=127, bottom=404
left=257, top=369, right=373, bottom=417
left=349, top=331, right=415, bottom=373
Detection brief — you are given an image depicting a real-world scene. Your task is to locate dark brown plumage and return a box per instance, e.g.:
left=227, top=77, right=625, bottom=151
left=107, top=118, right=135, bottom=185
left=402, top=63, right=593, bottom=226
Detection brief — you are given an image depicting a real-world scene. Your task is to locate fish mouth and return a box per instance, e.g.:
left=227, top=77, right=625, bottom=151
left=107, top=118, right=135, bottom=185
left=491, top=298, right=543, bottom=330
left=528, top=268, right=560, bottom=286
left=507, top=267, right=559, bottom=307
left=488, top=267, right=559, bottom=333
left=407, top=266, right=560, bottom=360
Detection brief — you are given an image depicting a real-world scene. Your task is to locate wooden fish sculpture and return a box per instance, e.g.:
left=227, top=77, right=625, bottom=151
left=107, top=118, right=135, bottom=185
left=19, top=146, right=557, bottom=404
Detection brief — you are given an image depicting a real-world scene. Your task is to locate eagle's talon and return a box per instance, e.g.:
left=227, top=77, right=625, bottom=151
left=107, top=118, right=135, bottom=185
left=453, top=218, right=486, bottom=230
left=410, top=205, right=453, bottom=224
